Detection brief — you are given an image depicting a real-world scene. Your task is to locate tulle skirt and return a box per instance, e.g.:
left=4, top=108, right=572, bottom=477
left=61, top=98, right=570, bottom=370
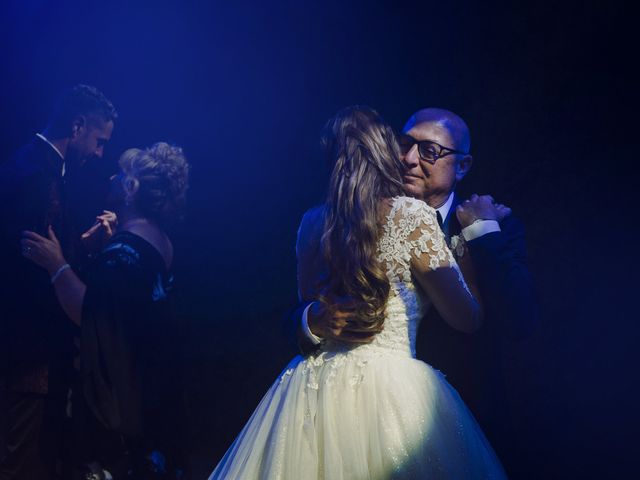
left=209, top=347, right=506, bottom=479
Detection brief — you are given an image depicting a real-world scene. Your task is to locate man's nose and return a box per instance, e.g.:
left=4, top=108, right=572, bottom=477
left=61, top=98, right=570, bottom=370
left=95, top=147, right=104, bottom=158
left=403, top=145, right=420, bottom=169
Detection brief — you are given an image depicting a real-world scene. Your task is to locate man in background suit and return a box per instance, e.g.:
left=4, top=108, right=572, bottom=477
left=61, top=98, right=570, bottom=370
left=0, top=84, right=117, bottom=479
left=292, top=107, right=538, bottom=473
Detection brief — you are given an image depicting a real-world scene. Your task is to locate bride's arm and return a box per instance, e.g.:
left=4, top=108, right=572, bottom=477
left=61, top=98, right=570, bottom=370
left=406, top=204, right=483, bottom=334
left=412, top=261, right=482, bottom=334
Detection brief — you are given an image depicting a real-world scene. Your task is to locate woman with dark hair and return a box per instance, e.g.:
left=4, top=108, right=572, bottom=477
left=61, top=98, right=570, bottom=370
left=209, top=107, right=505, bottom=479
left=21, top=143, right=190, bottom=479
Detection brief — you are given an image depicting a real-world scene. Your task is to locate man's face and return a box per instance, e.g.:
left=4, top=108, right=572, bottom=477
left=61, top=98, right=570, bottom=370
left=401, top=121, right=462, bottom=207
left=69, top=117, right=114, bottom=165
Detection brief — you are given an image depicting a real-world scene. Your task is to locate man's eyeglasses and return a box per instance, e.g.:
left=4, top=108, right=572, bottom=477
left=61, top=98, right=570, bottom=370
left=397, top=134, right=468, bottom=163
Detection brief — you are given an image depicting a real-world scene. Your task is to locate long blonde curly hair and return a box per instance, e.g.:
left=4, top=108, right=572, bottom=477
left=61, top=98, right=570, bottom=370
left=319, top=106, right=405, bottom=337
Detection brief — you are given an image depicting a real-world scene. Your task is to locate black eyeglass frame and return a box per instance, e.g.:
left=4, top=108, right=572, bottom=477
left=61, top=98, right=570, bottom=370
left=397, top=134, right=469, bottom=163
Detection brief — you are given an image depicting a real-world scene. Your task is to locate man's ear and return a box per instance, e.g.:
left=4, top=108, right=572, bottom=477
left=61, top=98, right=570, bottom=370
left=455, top=154, right=473, bottom=182
left=71, top=115, right=86, bottom=138
left=123, top=175, right=140, bottom=199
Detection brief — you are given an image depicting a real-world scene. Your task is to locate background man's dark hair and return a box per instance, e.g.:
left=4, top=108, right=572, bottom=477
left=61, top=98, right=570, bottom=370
left=48, top=84, right=118, bottom=137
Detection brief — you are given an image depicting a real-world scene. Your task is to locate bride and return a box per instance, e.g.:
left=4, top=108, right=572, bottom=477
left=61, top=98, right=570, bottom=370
left=210, top=106, right=506, bottom=479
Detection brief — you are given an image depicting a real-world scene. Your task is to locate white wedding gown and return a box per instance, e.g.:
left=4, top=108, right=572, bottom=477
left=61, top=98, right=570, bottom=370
left=210, top=197, right=506, bottom=479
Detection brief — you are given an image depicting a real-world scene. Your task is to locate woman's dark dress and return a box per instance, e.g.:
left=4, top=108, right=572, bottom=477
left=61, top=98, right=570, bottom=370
left=78, top=231, right=186, bottom=478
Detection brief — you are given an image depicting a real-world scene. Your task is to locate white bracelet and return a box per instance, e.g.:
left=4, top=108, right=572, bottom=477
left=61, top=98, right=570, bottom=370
left=51, top=264, right=71, bottom=284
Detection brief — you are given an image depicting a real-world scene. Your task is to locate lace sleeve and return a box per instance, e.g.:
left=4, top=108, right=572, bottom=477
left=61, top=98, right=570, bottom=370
left=380, top=197, right=469, bottom=294
left=405, top=201, right=456, bottom=270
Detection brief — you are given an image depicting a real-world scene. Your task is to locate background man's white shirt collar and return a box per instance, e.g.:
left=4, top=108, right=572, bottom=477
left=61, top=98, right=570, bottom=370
left=36, top=133, right=65, bottom=176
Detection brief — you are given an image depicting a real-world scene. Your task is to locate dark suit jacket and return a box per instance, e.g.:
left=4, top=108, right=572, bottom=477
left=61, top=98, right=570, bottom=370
left=418, top=193, right=538, bottom=463
left=434, top=193, right=537, bottom=340
left=0, top=135, right=76, bottom=395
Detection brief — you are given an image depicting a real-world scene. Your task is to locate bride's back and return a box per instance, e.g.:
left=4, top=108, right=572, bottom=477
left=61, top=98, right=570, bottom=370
left=297, top=195, right=452, bottom=356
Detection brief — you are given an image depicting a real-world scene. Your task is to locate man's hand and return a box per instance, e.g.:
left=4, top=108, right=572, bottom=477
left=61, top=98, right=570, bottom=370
left=307, top=297, right=377, bottom=344
left=456, top=194, right=512, bottom=228
left=81, top=210, right=117, bottom=253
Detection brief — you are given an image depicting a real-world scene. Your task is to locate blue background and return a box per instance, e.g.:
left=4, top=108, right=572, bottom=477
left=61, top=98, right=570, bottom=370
left=0, top=0, right=635, bottom=477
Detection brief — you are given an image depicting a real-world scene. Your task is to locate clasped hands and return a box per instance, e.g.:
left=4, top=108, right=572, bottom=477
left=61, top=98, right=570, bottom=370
left=455, top=194, right=511, bottom=228
left=80, top=210, right=118, bottom=253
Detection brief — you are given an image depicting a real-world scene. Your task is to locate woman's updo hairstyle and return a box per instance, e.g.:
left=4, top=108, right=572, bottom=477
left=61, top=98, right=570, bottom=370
left=119, top=142, right=190, bottom=227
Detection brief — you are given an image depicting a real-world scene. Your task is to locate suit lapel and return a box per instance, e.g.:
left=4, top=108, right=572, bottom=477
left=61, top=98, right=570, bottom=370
left=441, top=193, right=462, bottom=244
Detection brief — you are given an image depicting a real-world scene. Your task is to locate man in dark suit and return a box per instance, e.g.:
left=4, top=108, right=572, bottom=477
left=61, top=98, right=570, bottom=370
left=397, top=108, right=537, bottom=472
left=290, top=108, right=537, bottom=473
left=0, top=84, right=117, bottom=479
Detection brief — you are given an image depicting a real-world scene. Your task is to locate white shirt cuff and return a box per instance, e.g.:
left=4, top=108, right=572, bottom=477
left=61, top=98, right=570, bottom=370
left=461, top=220, right=501, bottom=241
left=302, top=303, right=323, bottom=345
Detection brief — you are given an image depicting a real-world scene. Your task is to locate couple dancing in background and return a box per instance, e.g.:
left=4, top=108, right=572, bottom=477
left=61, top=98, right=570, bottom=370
left=1, top=85, right=189, bottom=479
left=19, top=143, right=190, bottom=479
left=210, top=105, right=536, bottom=479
